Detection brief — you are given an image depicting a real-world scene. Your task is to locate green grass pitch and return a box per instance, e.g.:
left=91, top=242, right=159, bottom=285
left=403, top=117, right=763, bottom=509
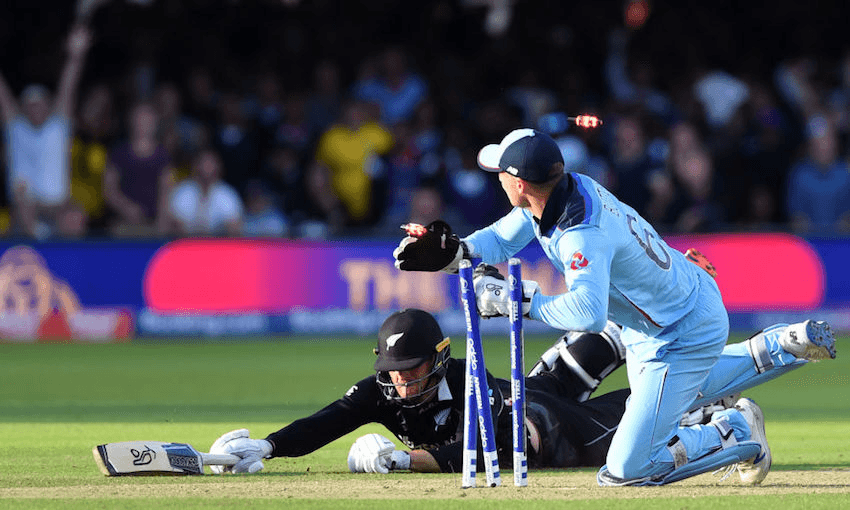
left=0, top=333, right=847, bottom=509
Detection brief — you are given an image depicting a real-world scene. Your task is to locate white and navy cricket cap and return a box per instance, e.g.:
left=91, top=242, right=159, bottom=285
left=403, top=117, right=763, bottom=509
left=477, top=128, right=565, bottom=183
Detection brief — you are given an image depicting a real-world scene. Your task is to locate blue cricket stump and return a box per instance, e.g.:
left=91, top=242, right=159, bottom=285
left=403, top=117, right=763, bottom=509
left=508, top=258, right=528, bottom=486
left=461, top=323, right=477, bottom=489
left=461, top=283, right=477, bottom=490
left=459, top=259, right=501, bottom=488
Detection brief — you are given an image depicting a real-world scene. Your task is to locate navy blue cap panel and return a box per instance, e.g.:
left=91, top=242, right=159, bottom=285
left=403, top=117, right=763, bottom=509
left=498, top=130, right=564, bottom=183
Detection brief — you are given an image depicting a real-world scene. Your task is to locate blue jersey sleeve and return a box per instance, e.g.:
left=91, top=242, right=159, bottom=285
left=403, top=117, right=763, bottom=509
left=528, top=226, right=613, bottom=333
left=462, top=208, right=536, bottom=264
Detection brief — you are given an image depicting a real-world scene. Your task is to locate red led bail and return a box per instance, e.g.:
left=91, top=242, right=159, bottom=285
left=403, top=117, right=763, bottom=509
left=575, top=115, right=602, bottom=129
left=401, top=223, right=428, bottom=237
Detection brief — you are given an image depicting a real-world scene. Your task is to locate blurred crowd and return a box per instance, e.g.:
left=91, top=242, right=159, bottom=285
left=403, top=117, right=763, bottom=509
left=1, top=0, right=849, bottom=240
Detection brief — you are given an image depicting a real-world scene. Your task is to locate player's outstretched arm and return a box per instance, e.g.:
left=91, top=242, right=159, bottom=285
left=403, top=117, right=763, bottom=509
left=54, top=24, right=92, bottom=118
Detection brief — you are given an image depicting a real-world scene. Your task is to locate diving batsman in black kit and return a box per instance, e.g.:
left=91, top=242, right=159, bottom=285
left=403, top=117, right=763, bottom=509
left=208, top=308, right=631, bottom=474
left=208, top=306, right=833, bottom=477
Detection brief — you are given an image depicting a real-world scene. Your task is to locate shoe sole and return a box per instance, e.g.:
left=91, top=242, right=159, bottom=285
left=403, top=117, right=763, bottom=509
left=737, top=398, right=772, bottom=485
left=804, top=320, right=837, bottom=360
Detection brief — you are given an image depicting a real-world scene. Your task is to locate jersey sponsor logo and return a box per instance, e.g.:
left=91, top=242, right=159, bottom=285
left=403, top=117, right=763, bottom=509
left=570, top=251, right=589, bottom=270
left=345, top=385, right=358, bottom=397
left=385, top=332, right=403, bottom=349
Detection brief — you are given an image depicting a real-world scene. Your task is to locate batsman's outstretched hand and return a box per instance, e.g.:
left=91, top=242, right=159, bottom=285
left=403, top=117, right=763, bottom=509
left=393, top=220, right=466, bottom=273
left=472, top=263, right=539, bottom=318
left=209, top=428, right=273, bottom=474
left=347, top=433, right=410, bottom=474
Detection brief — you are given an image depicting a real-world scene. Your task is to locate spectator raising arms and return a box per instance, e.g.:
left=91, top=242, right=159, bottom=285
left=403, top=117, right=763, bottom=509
left=0, top=24, right=93, bottom=238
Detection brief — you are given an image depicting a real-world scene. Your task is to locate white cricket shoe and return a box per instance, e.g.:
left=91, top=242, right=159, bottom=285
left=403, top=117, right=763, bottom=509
left=779, top=320, right=836, bottom=360
left=735, top=397, right=772, bottom=485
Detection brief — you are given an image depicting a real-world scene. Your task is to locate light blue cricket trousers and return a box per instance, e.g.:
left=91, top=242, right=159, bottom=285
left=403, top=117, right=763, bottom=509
left=605, top=269, right=733, bottom=480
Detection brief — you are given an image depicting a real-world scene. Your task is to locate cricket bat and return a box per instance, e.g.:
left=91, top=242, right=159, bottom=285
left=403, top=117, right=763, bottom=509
left=93, top=441, right=240, bottom=476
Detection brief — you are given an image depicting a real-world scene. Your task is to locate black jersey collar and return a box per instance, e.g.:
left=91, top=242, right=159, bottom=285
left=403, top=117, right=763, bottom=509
left=537, top=174, right=577, bottom=235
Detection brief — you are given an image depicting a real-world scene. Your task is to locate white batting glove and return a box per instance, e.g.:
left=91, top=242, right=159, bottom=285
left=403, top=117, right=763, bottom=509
left=472, top=263, right=539, bottom=318
left=347, top=433, right=410, bottom=474
left=209, top=428, right=273, bottom=474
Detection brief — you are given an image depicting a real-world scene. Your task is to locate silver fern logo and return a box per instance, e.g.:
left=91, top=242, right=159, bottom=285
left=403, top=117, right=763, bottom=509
left=385, top=332, right=404, bottom=349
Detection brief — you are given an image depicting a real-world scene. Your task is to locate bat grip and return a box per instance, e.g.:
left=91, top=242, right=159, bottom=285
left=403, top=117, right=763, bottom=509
left=200, top=453, right=242, bottom=466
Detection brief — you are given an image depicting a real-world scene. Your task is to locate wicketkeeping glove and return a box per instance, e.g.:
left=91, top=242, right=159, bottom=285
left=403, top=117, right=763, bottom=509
left=347, top=433, right=410, bottom=474
left=208, top=428, right=273, bottom=474
left=393, top=220, right=466, bottom=273
left=472, top=263, right=539, bottom=319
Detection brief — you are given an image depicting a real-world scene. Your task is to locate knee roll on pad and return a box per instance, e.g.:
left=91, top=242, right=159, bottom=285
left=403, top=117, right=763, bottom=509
left=528, top=339, right=564, bottom=377
left=562, top=327, right=626, bottom=392
left=565, top=332, right=622, bottom=380
left=530, top=324, right=626, bottom=399
left=600, top=322, right=627, bottom=360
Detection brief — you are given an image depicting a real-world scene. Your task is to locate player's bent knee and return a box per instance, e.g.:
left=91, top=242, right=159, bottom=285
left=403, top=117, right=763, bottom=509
left=604, top=450, right=658, bottom=480
left=605, top=437, right=677, bottom=480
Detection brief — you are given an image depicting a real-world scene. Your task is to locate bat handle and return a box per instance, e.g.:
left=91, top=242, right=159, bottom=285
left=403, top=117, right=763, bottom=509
left=200, top=453, right=242, bottom=466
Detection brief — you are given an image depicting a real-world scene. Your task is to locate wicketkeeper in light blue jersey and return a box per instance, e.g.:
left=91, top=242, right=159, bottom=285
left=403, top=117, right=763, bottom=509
left=392, top=128, right=836, bottom=486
